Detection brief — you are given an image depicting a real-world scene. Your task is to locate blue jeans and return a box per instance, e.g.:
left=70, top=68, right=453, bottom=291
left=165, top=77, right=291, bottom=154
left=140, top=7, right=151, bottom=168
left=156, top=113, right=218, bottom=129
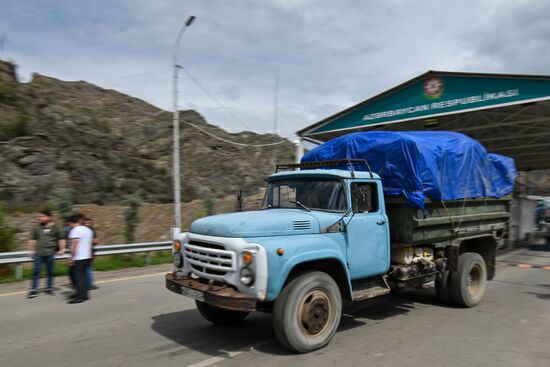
left=86, top=263, right=94, bottom=287
left=30, top=255, right=55, bottom=290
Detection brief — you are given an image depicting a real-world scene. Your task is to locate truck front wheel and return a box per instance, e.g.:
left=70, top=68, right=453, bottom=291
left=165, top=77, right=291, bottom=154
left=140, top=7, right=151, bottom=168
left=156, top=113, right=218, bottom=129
left=273, top=271, right=342, bottom=353
left=450, top=252, right=487, bottom=307
left=195, top=300, right=249, bottom=324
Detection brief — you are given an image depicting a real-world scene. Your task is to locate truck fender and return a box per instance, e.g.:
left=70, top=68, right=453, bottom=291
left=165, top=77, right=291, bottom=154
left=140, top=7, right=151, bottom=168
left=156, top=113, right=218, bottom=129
left=267, top=249, right=352, bottom=301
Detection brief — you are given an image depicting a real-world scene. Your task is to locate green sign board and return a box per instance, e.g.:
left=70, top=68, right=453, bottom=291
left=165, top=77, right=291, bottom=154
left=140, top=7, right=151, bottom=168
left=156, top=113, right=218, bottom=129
left=308, top=75, right=550, bottom=135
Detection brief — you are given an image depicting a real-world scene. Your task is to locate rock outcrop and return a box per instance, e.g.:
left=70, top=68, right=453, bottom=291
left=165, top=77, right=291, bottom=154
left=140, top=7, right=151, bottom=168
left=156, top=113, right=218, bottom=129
left=0, top=60, right=294, bottom=207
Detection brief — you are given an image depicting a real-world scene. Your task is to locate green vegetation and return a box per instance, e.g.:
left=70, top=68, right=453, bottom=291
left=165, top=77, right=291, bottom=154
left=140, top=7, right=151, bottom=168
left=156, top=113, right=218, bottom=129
left=203, top=194, right=217, bottom=216
left=0, top=83, right=19, bottom=105
left=124, top=191, right=142, bottom=243
left=0, top=114, right=29, bottom=139
left=48, top=189, right=74, bottom=221
left=0, top=250, right=173, bottom=284
left=0, top=202, right=19, bottom=277
left=0, top=201, right=17, bottom=253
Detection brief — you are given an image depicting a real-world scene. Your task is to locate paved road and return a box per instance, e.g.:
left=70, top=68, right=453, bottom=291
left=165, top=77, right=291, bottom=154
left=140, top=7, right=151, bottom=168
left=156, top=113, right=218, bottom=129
left=1, top=244, right=549, bottom=367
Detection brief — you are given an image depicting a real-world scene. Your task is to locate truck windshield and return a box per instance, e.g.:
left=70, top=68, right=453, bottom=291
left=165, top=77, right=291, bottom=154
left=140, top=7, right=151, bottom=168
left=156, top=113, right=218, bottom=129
left=262, top=178, right=347, bottom=212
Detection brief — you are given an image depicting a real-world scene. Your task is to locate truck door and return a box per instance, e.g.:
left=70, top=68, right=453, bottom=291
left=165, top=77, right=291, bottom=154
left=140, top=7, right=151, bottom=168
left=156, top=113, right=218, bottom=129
left=345, top=182, right=390, bottom=279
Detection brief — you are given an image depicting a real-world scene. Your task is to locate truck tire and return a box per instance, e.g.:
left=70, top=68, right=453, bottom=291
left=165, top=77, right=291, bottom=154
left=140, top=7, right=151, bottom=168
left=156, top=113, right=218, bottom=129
left=450, top=252, right=487, bottom=307
left=434, top=270, right=453, bottom=304
left=272, top=271, right=342, bottom=353
left=195, top=300, right=249, bottom=324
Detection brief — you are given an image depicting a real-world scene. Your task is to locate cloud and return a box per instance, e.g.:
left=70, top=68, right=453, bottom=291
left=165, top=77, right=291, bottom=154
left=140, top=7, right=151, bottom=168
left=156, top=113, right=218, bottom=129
left=459, top=0, right=550, bottom=74
left=1, top=0, right=548, bottom=138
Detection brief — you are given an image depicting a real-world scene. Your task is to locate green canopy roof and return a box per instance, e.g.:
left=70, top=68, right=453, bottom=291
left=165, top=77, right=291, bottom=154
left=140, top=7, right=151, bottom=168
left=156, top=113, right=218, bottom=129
left=298, top=71, right=550, bottom=171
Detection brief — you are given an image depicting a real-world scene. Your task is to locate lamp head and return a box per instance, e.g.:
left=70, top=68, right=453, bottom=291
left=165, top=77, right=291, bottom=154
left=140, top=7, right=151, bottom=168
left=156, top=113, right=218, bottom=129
left=186, top=16, right=196, bottom=27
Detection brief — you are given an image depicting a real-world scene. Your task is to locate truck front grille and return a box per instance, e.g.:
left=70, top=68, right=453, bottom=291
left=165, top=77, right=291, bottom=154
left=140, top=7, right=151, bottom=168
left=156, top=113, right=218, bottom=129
left=184, top=242, right=236, bottom=277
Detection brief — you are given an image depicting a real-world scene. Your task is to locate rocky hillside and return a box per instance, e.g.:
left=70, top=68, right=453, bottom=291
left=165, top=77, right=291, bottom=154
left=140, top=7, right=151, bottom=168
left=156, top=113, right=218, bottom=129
left=0, top=60, right=294, bottom=209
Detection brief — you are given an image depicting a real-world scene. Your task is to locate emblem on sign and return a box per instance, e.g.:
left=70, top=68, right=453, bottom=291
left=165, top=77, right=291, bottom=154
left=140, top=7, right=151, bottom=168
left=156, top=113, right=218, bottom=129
left=423, top=77, right=444, bottom=100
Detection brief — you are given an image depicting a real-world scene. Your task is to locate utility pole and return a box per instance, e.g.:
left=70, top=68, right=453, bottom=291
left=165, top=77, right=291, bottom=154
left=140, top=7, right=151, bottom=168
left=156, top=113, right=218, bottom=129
left=172, top=15, right=195, bottom=238
left=271, top=69, right=280, bottom=170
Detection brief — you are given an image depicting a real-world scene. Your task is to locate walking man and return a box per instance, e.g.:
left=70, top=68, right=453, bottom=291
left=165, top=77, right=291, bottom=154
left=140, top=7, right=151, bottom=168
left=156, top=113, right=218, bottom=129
left=67, top=214, right=93, bottom=304
left=83, top=217, right=99, bottom=290
left=27, top=210, right=65, bottom=298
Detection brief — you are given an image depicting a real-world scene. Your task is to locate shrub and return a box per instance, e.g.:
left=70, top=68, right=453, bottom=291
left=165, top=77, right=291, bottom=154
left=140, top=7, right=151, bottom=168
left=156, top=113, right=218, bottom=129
left=48, top=189, right=74, bottom=221
left=202, top=194, right=216, bottom=216
left=0, top=83, right=19, bottom=105
left=0, top=114, right=29, bottom=139
left=124, top=191, right=142, bottom=243
left=0, top=201, right=17, bottom=253
left=0, top=201, right=18, bottom=276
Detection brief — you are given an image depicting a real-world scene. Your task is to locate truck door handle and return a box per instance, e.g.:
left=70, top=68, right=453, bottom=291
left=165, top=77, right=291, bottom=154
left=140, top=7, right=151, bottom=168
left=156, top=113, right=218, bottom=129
left=376, top=220, right=386, bottom=225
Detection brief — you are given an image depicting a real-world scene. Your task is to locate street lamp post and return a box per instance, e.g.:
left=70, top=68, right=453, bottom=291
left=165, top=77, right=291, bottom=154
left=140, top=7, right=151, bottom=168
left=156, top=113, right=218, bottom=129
left=172, top=15, right=195, bottom=238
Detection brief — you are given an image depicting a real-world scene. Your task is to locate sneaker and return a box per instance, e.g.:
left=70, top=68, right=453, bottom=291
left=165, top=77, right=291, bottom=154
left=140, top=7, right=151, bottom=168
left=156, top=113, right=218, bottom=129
left=45, top=288, right=54, bottom=295
left=68, top=298, right=85, bottom=304
left=89, top=285, right=99, bottom=290
left=27, top=290, right=38, bottom=299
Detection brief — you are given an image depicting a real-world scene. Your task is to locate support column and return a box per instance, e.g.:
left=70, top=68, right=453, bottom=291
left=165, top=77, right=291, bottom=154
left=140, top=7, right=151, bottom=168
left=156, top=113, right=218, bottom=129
left=293, top=138, right=304, bottom=164
left=15, top=264, right=23, bottom=280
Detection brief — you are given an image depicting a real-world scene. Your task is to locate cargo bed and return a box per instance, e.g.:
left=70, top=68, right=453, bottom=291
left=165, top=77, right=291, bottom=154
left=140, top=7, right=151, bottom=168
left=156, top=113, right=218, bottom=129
left=385, top=195, right=511, bottom=246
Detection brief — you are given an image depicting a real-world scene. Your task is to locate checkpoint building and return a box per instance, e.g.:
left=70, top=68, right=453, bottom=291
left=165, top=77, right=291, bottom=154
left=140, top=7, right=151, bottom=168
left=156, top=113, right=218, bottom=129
left=297, top=71, right=550, bottom=172
left=296, top=71, right=550, bottom=243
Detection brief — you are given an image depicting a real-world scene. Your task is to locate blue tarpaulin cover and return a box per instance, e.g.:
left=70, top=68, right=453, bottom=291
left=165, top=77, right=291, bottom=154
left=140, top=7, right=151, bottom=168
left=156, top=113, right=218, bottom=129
left=301, top=131, right=517, bottom=208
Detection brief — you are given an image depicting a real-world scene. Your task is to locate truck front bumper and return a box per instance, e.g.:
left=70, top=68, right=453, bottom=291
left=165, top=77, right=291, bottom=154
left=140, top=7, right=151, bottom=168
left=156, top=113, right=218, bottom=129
left=165, top=273, right=258, bottom=312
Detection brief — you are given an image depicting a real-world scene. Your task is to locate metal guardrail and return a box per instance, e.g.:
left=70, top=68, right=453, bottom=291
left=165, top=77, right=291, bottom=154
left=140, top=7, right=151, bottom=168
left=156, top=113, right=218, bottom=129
left=0, top=241, right=172, bottom=280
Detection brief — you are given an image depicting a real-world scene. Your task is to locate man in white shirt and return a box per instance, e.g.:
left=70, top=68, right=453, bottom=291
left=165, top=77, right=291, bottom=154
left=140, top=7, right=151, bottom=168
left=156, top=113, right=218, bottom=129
left=67, top=214, right=93, bottom=303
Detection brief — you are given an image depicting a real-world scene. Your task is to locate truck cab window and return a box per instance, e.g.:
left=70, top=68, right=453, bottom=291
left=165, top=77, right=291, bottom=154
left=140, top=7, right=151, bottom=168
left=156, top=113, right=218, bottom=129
left=263, top=178, right=347, bottom=212
left=351, top=183, right=377, bottom=213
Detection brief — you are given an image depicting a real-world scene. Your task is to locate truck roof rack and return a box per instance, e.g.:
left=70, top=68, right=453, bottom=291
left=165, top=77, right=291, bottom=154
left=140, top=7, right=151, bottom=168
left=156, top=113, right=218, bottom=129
left=275, top=159, right=374, bottom=179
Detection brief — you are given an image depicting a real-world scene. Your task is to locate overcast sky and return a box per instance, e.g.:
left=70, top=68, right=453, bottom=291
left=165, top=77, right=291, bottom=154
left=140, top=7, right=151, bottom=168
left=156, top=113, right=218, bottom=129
left=1, top=0, right=549, bottom=137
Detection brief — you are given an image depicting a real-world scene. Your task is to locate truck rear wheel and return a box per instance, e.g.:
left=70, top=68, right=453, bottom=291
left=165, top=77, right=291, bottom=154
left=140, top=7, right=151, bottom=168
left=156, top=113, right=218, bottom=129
left=195, top=300, right=249, bottom=324
left=434, top=270, right=453, bottom=304
left=450, top=252, right=487, bottom=307
left=273, top=271, right=342, bottom=353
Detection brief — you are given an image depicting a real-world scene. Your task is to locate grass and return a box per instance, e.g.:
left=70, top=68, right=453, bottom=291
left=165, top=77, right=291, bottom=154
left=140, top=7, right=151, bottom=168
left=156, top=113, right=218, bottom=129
left=0, top=250, right=172, bottom=284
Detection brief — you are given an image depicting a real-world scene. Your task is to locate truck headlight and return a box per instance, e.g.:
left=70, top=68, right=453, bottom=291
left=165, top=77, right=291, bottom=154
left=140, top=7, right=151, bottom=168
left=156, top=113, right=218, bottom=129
left=173, top=252, right=183, bottom=268
left=240, top=267, right=254, bottom=286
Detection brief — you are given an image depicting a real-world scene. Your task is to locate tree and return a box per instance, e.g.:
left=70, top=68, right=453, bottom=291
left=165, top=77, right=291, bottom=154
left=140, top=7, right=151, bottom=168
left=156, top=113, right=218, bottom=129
left=124, top=191, right=142, bottom=243
left=0, top=201, right=17, bottom=276
left=202, top=194, right=216, bottom=216
left=0, top=201, right=16, bottom=252
left=48, top=189, right=74, bottom=221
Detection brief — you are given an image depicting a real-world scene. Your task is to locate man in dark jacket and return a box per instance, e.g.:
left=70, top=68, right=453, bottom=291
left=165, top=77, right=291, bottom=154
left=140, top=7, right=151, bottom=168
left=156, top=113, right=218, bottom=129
left=27, top=210, right=65, bottom=298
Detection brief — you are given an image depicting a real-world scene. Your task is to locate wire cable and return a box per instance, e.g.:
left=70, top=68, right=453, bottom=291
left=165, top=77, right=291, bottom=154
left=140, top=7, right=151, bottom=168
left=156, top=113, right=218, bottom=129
left=180, top=66, right=287, bottom=147
left=180, top=66, right=255, bottom=131
left=184, top=121, right=287, bottom=147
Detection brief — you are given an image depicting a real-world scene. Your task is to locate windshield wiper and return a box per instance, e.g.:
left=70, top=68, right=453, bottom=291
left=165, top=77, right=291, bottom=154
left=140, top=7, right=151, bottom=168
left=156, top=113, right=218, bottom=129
left=288, top=200, right=312, bottom=212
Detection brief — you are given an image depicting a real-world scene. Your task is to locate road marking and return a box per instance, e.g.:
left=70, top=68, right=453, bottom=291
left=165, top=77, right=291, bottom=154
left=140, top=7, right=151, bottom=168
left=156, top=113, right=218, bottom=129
left=95, top=272, right=167, bottom=284
left=185, top=339, right=273, bottom=367
left=517, top=264, right=533, bottom=268
left=0, top=272, right=167, bottom=297
left=498, top=261, right=550, bottom=270
left=0, top=290, right=27, bottom=297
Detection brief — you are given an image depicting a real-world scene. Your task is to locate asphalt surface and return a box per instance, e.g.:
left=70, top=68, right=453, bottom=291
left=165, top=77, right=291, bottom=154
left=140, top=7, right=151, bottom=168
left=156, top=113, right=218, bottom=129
left=1, top=243, right=549, bottom=367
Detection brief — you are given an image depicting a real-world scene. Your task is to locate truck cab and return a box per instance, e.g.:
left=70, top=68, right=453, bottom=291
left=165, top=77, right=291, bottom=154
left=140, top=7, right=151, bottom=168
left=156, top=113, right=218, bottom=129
left=166, top=160, right=499, bottom=353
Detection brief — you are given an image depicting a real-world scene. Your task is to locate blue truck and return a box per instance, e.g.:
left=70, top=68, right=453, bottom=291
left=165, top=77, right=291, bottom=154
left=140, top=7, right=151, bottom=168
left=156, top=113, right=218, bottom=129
left=166, top=158, right=511, bottom=353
